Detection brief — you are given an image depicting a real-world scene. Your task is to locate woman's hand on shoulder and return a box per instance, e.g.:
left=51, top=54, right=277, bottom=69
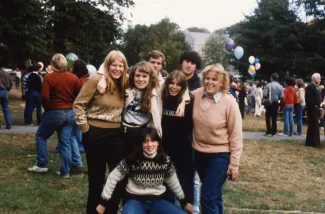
left=184, top=203, right=194, bottom=214
left=176, top=100, right=186, bottom=117
left=96, top=205, right=105, bottom=214
left=227, top=168, right=239, bottom=181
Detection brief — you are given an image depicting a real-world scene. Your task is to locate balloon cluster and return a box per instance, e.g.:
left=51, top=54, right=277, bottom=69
left=247, top=56, right=261, bottom=78
left=65, top=53, right=97, bottom=76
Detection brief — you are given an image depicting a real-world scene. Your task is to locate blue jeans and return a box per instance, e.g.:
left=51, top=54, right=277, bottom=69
left=26, top=91, right=42, bottom=125
left=195, top=151, right=230, bottom=214
left=76, top=127, right=84, bottom=152
left=283, top=105, right=294, bottom=136
left=295, top=104, right=304, bottom=134
left=0, top=90, right=12, bottom=126
left=70, top=123, right=82, bottom=166
left=35, top=109, right=75, bottom=175
left=246, top=96, right=255, bottom=114
left=122, top=199, right=187, bottom=214
left=193, top=172, right=200, bottom=214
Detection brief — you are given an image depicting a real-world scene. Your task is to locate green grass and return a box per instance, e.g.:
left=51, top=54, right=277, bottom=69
left=1, top=134, right=325, bottom=213
left=223, top=139, right=325, bottom=213
left=0, top=133, right=88, bottom=214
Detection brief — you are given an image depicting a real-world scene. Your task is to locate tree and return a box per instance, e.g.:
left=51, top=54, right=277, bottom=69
left=0, top=0, right=50, bottom=68
left=202, top=29, right=230, bottom=66
left=187, top=27, right=211, bottom=33
left=122, top=18, right=190, bottom=71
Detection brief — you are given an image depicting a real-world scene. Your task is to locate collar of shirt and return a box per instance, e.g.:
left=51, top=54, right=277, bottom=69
left=202, top=91, right=223, bottom=104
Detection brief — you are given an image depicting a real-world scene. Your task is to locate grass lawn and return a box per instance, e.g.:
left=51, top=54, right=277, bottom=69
left=0, top=133, right=324, bottom=213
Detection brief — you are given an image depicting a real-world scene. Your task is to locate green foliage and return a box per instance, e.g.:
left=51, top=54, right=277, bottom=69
left=0, top=0, right=134, bottom=68
left=122, top=18, right=190, bottom=72
left=187, top=27, right=211, bottom=33
left=202, top=29, right=230, bottom=67
left=228, top=0, right=325, bottom=79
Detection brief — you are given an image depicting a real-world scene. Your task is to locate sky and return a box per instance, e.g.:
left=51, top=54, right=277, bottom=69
left=122, top=0, right=258, bottom=32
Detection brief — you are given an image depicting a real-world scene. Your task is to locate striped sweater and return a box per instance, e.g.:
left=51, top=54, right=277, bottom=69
left=100, top=154, right=186, bottom=206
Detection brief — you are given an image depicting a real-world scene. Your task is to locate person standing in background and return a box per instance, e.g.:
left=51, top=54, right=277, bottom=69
left=0, top=69, right=13, bottom=129
left=295, top=79, right=305, bottom=135
left=305, top=73, right=322, bottom=148
left=15, top=68, right=21, bottom=88
left=246, top=81, right=256, bottom=115
left=254, top=83, right=264, bottom=117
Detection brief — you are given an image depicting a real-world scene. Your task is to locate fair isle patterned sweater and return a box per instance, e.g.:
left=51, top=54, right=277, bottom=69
left=100, top=154, right=187, bottom=206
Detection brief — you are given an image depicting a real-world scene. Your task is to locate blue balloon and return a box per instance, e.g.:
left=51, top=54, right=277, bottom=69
left=254, top=58, right=259, bottom=65
left=65, top=53, right=78, bottom=62
left=234, top=46, right=244, bottom=60
left=252, top=73, right=256, bottom=78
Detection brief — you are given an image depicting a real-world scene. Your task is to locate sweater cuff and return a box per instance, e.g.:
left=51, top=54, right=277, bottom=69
left=80, top=123, right=89, bottom=133
left=99, top=197, right=108, bottom=208
left=178, top=198, right=187, bottom=209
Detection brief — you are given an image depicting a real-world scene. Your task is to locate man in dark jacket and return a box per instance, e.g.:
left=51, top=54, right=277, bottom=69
left=179, top=51, right=202, bottom=91
left=305, top=73, right=322, bottom=148
left=0, top=69, right=13, bottom=129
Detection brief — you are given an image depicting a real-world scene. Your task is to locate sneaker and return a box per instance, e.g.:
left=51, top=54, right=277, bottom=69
left=5, top=124, right=11, bottom=129
left=278, top=133, right=288, bottom=136
left=56, top=171, right=69, bottom=178
left=70, top=165, right=85, bottom=174
left=27, top=165, right=48, bottom=173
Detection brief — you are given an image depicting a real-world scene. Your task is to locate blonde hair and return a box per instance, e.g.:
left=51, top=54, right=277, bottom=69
left=51, top=53, right=67, bottom=72
left=202, top=63, right=229, bottom=94
left=103, top=50, right=128, bottom=97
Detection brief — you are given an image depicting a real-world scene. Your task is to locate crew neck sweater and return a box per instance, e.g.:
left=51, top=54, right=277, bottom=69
left=41, top=72, right=81, bottom=111
left=282, top=86, right=297, bottom=105
left=192, top=87, right=243, bottom=173
left=100, top=155, right=186, bottom=206
left=162, top=97, right=193, bottom=142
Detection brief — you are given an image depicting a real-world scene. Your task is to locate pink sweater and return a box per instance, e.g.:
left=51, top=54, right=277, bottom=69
left=192, top=88, right=243, bottom=172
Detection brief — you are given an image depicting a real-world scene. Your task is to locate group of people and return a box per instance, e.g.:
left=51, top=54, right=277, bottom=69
left=26, top=49, right=243, bottom=214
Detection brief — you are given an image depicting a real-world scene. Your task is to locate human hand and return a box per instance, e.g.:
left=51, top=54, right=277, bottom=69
left=176, top=100, right=185, bottom=117
left=227, top=168, right=239, bottom=181
left=96, top=205, right=105, bottom=214
left=184, top=203, right=194, bottom=214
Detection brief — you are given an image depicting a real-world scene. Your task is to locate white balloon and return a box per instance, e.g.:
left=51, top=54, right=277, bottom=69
left=248, top=56, right=255, bottom=64
left=86, top=64, right=97, bottom=76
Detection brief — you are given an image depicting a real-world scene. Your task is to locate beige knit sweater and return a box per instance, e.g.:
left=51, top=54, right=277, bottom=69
left=192, top=88, right=243, bottom=173
left=73, top=73, right=124, bottom=133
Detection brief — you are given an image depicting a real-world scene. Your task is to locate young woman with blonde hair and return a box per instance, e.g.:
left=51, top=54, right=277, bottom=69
left=192, top=63, right=243, bottom=213
left=73, top=50, right=128, bottom=214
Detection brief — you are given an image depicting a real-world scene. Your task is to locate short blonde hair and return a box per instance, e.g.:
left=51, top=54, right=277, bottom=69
left=202, top=63, right=229, bottom=94
left=51, top=53, right=67, bottom=72
left=103, top=50, right=128, bottom=96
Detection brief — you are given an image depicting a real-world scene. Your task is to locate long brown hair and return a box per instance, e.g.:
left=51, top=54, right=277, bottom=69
left=162, top=70, right=189, bottom=105
left=103, top=50, right=128, bottom=98
left=129, top=61, right=158, bottom=112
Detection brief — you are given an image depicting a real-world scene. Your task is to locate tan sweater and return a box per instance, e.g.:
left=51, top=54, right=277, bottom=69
left=73, top=73, right=124, bottom=133
left=192, top=88, right=243, bottom=172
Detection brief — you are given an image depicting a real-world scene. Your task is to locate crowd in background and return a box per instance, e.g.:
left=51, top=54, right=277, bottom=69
left=0, top=47, right=323, bottom=214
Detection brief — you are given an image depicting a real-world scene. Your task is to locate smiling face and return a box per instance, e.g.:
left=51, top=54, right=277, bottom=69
left=168, top=78, right=182, bottom=97
left=134, top=69, right=150, bottom=90
left=142, top=135, right=159, bottom=156
left=203, top=71, right=223, bottom=95
left=108, top=58, right=124, bottom=80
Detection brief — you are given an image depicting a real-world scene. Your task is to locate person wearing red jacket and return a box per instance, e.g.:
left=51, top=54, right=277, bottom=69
left=280, top=78, right=297, bottom=136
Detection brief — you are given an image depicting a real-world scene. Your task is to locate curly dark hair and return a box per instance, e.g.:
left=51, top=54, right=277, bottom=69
left=129, top=61, right=158, bottom=112
left=179, top=51, right=202, bottom=70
